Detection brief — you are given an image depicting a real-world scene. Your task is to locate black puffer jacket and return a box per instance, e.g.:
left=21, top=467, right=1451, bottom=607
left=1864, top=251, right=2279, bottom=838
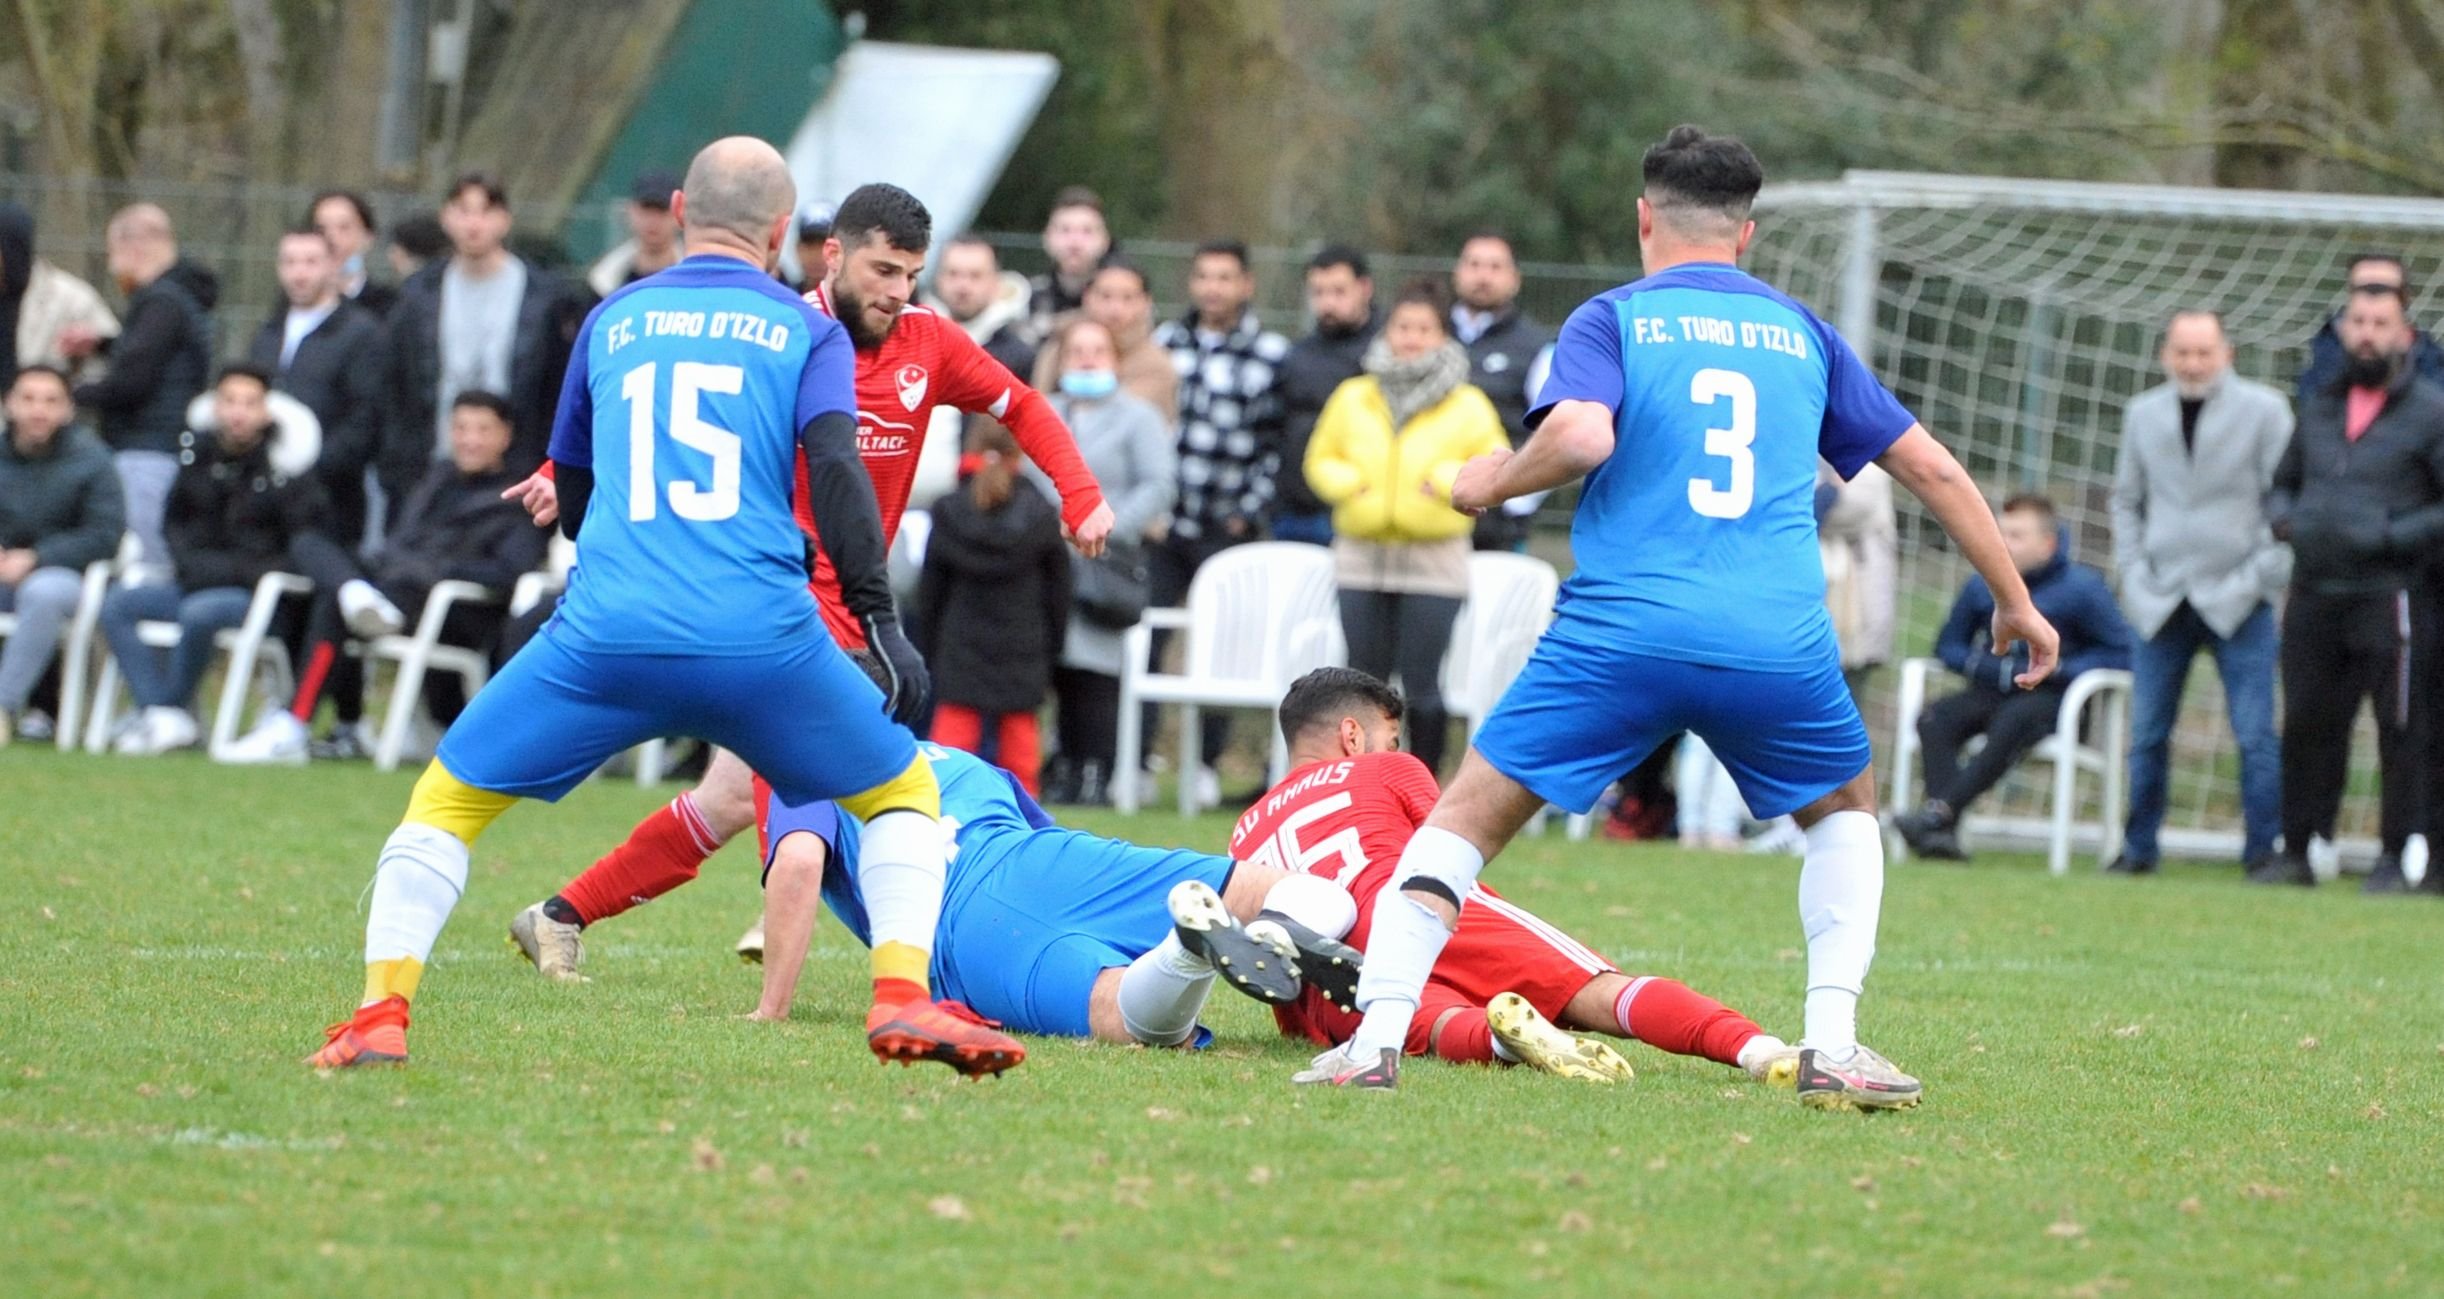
left=374, top=460, right=547, bottom=600
left=914, top=476, right=1072, bottom=715
left=164, top=424, right=332, bottom=592
left=1274, top=310, right=1381, bottom=516
left=73, top=265, right=215, bottom=455
left=2270, top=364, right=2444, bottom=595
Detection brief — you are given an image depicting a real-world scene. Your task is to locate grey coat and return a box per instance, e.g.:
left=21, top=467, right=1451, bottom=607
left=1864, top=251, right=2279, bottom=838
left=2110, top=372, right=2294, bottom=639
left=1026, top=389, right=1177, bottom=675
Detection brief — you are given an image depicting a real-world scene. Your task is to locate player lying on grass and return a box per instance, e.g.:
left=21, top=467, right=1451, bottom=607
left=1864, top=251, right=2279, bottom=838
left=309, top=139, right=1024, bottom=1076
left=1238, top=668, right=1802, bottom=1086
left=501, top=181, right=1116, bottom=967
left=515, top=721, right=1366, bottom=1047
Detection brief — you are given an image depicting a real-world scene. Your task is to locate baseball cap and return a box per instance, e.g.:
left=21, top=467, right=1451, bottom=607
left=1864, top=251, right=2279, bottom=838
left=629, top=169, right=682, bottom=209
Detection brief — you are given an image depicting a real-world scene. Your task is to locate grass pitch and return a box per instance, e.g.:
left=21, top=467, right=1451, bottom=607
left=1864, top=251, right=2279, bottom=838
left=2, top=749, right=2438, bottom=1297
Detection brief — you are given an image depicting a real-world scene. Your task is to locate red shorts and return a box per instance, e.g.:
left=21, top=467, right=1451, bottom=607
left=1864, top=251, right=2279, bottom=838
left=1275, top=884, right=1620, bottom=1049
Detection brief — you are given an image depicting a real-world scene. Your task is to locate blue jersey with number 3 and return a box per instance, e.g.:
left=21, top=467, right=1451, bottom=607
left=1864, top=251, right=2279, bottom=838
left=545, top=255, right=855, bottom=655
left=1530, top=263, right=1914, bottom=669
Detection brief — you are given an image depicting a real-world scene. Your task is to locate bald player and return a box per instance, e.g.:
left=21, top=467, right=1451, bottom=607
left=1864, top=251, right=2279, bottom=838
left=307, top=138, right=1025, bottom=1077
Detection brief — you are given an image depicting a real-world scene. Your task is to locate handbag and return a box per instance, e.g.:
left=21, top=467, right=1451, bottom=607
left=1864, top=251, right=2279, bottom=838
left=1074, top=544, right=1151, bottom=630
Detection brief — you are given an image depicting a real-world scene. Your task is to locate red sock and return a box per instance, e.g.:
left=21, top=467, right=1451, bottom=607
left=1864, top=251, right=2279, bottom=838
left=556, top=794, right=723, bottom=925
left=1612, top=977, right=1763, bottom=1067
left=1426, top=1009, right=1496, bottom=1064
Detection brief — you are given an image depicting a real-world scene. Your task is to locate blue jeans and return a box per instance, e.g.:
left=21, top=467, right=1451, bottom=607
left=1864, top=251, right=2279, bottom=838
left=1269, top=511, right=1333, bottom=546
left=2124, top=600, right=2281, bottom=865
left=98, top=583, right=254, bottom=710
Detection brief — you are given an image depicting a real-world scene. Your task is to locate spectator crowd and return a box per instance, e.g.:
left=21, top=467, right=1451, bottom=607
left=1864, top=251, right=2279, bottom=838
left=3, top=171, right=2441, bottom=897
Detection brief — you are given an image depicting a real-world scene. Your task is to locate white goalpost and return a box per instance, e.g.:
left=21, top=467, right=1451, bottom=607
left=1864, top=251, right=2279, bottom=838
left=1751, top=170, right=2444, bottom=865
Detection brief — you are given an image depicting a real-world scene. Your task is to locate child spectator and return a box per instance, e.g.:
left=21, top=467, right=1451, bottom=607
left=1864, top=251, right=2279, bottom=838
left=221, top=390, right=544, bottom=763
left=915, top=423, right=1072, bottom=794
left=97, top=364, right=330, bottom=756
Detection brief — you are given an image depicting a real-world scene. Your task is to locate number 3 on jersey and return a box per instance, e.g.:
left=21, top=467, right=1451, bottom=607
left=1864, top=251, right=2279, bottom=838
left=621, top=360, right=744, bottom=522
left=1687, top=366, right=1756, bottom=520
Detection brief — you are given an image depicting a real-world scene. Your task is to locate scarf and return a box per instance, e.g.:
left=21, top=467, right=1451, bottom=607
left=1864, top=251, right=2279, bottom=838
left=1364, top=336, right=1470, bottom=430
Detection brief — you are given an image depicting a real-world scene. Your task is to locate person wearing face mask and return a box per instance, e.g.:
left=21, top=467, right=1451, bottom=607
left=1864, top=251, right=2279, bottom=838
left=2258, top=283, right=2444, bottom=889
left=1027, top=317, right=1177, bottom=805
left=96, top=364, right=333, bottom=757
left=2107, top=310, right=2294, bottom=878
left=1303, top=279, right=1510, bottom=776
left=1031, top=257, right=1177, bottom=422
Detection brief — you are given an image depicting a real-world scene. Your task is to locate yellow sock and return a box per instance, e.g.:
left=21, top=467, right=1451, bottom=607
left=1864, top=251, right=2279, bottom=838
left=362, top=956, right=424, bottom=1006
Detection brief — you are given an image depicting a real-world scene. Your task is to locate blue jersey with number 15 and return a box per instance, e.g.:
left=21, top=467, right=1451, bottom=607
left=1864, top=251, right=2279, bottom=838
left=1530, top=263, right=1915, bottom=669
left=545, top=254, right=856, bottom=655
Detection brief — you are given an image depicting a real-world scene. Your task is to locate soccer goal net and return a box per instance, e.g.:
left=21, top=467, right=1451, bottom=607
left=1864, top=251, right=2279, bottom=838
left=1750, top=171, right=2444, bottom=859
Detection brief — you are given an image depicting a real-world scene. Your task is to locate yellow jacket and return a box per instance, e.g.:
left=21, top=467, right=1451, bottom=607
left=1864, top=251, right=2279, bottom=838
left=1304, top=375, right=1510, bottom=542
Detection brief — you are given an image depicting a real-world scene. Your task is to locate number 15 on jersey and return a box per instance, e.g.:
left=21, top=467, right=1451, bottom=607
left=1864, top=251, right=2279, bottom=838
left=620, top=360, right=744, bottom=522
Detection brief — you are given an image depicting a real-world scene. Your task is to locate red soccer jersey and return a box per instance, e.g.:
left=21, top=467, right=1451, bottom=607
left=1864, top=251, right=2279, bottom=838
left=801, top=283, right=1103, bottom=647
left=1229, top=750, right=1615, bottom=1051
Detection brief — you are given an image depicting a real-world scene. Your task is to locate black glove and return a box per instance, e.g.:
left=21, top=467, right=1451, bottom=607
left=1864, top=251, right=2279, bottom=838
left=863, top=613, right=931, bottom=729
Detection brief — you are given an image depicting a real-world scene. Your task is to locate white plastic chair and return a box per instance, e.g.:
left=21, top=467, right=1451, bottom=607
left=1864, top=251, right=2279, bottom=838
left=0, top=558, right=111, bottom=750
left=503, top=545, right=669, bottom=785
left=1114, top=541, right=1342, bottom=815
left=368, top=580, right=502, bottom=771
left=1441, top=552, right=1560, bottom=744
left=84, top=569, right=311, bottom=755
left=1889, top=656, right=2134, bottom=876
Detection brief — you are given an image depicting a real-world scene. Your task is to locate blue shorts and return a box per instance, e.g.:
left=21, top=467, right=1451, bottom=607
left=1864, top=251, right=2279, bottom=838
left=436, top=625, right=915, bottom=804
left=1475, top=624, right=1871, bottom=820
left=931, top=826, right=1235, bottom=1037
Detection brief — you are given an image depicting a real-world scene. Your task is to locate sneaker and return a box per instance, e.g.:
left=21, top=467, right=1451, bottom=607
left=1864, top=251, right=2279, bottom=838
left=1486, top=991, right=1635, bottom=1084
left=1795, top=1044, right=1923, bottom=1111
left=1291, top=1043, right=1399, bottom=1089
left=1744, top=817, right=1808, bottom=856
left=735, top=916, right=765, bottom=964
left=2361, top=854, right=2410, bottom=895
left=1738, top=1036, right=1804, bottom=1087
left=2104, top=853, right=2158, bottom=876
left=219, top=711, right=310, bottom=765
left=2247, top=851, right=2316, bottom=887
left=1894, top=804, right=1969, bottom=861
left=2306, top=835, right=2343, bottom=884
left=1168, top=879, right=1299, bottom=1005
left=1259, top=911, right=1364, bottom=1013
left=309, top=720, right=377, bottom=761
left=14, top=709, right=54, bottom=744
left=508, top=902, right=585, bottom=981
left=116, top=706, right=199, bottom=756
left=1073, top=760, right=1109, bottom=807
left=338, top=579, right=406, bottom=640
left=1192, top=765, right=1222, bottom=811
left=864, top=999, right=1026, bottom=1077
left=306, top=996, right=410, bottom=1068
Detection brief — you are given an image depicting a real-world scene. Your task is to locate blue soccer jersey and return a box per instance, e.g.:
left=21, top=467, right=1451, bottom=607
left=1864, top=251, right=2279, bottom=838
left=799, top=745, right=1055, bottom=947
left=768, top=745, right=1231, bottom=1035
left=545, top=255, right=856, bottom=655
left=1531, top=263, right=1914, bottom=669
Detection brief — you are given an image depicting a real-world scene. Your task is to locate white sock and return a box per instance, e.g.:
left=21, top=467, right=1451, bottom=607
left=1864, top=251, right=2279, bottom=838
left=856, top=808, right=949, bottom=956
left=1258, top=871, right=1357, bottom=940
left=1349, top=827, right=1484, bottom=1058
left=1735, top=1033, right=1791, bottom=1073
left=363, top=823, right=470, bottom=997
left=1797, top=809, right=1883, bottom=1057
left=1116, top=935, right=1214, bottom=1046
